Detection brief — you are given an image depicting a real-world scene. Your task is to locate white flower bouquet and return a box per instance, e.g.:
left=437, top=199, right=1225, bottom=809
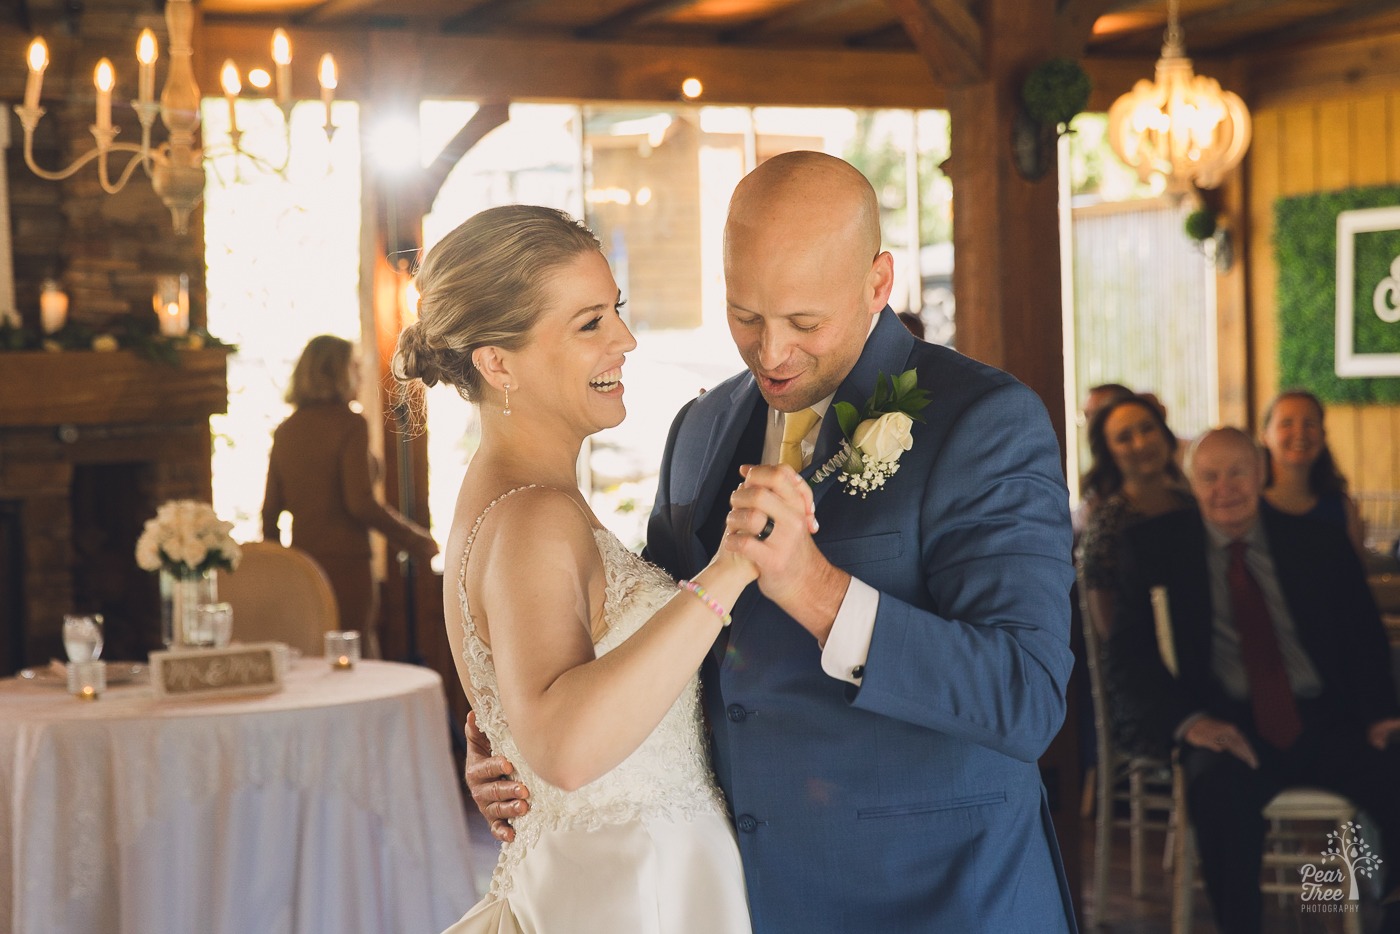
left=135, top=500, right=242, bottom=576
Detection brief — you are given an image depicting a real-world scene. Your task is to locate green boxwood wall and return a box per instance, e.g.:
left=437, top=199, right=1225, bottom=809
left=1275, top=185, right=1400, bottom=403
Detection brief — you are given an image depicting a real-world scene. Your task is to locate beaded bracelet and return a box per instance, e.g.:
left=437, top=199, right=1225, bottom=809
left=677, top=580, right=732, bottom=627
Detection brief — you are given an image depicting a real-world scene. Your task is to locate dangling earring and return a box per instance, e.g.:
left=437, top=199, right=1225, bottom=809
left=503, top=383, right=512, bottom=416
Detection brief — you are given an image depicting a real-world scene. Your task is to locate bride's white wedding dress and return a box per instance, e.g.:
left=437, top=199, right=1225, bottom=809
left=442, top=487, right=752, bottom=934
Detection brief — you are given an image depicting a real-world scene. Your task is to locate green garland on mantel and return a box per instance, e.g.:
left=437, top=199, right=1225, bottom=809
left=1276, top=185, right=1400, bottom=404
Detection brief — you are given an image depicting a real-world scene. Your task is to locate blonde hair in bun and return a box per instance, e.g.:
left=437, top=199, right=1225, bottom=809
left=390, top=204, right=601, bottom=402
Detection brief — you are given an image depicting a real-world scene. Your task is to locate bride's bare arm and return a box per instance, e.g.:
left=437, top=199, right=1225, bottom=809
left=471, top=490, right=754, bottom=792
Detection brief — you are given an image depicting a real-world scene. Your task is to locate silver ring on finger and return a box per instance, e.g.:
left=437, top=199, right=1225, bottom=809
left=756, top=515, right=775, bottom=542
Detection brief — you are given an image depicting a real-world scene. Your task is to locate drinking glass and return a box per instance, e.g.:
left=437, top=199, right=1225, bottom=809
left=62, top=614, right=104, bottom=663
left=192, top=602, right=234, bottom=649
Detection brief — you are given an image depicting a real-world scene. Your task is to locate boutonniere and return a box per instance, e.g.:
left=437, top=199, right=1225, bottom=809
left=811, top=369, right=931, bottom=497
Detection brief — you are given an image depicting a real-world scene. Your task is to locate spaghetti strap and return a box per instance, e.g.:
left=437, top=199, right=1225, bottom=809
left=456, top=485, right=542, bottom=594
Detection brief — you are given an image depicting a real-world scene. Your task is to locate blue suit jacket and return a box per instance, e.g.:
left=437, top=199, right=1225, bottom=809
left=646, top=309, right=1077, bottom=933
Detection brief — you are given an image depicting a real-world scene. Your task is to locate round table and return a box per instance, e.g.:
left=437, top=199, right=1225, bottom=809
left=0, top=659, right=478, bottom=934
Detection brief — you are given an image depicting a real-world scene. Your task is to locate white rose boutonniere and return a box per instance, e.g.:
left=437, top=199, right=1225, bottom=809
left=812, top=369, right=930, bottom=498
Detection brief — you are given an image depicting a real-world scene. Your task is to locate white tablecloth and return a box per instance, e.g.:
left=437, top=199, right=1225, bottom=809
left=0, top=659, right=478, bottom=934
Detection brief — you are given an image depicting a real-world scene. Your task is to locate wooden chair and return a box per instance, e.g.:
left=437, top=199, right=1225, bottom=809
left=1169, top=763, right=1363, bottom=934
left=215, top=542, right=339, bottom=657
left=1078, top=571, right=1175, bottom=924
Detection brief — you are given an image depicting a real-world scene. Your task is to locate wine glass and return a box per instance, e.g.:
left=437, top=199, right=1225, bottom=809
left=62, top=614, right=104, bottom=663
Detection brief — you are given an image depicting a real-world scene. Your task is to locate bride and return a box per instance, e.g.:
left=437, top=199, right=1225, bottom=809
left=392, top=205, right=806, bottom=933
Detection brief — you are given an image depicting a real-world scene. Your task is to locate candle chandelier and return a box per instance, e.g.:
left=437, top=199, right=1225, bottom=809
left=1106, top=0, right=1251, bottom=195
left=14, top=0, right=339, bottom=235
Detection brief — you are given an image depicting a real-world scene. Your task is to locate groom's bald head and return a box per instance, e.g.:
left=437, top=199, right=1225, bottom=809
left=721, top=152, right=894, bottom=412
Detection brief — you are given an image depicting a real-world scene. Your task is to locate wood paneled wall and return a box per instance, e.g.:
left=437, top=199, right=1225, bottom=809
left=1244, top=92, right=1400, bottom=494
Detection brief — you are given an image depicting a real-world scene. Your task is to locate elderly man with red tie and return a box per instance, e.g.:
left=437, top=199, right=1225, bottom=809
left=1114, top=426, right=1400, bottom=934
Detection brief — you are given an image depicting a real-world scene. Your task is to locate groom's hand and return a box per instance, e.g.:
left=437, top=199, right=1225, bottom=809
left=464, top=711, right=531, bottom=843
left=726, top=464, right=848, bottom=644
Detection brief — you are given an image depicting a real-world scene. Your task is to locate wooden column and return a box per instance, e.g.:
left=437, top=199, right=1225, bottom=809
left=887, top=0, right=1080, bottom=915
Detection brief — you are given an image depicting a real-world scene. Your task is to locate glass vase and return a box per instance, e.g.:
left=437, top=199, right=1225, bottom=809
left=159, top=567, right=217, bottom=650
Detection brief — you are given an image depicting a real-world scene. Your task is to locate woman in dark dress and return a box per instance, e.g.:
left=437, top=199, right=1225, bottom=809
left=1260, top=389, right=1366, bottom=556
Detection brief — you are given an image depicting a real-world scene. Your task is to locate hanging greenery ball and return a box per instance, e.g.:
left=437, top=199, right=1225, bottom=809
left=1021, top=58, right=1092, bottom=128
left=1184, top=208, right=1218, bottom=242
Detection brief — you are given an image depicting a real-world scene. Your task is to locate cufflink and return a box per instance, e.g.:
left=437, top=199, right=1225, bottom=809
left=851, top=665, right=864, bottom=680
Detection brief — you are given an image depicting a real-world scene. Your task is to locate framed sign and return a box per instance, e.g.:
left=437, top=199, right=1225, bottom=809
left=1335, top=205, right=1400, bottom=377
left=149, top=642, right=288, bottom=699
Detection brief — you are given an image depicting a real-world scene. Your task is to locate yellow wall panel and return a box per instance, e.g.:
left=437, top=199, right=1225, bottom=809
left=1278, top=105, right=1319, bottom=195
left=1246, top=93, right=1400, bottom=495
left=1353, top=96, right=1390, bottom=186
left=1316, top=102, right=1352, bottom=191
left=1353, top=407, right=1395, bottom=492
left=1326, top=405, right=1362, bottom=490
left=1247, top=109, right=1283, bottom=422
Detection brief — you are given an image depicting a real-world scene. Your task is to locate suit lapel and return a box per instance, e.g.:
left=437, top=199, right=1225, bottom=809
left=690, top=378, right=764, bottom=563
left=806, top=308, right=915, bottom=511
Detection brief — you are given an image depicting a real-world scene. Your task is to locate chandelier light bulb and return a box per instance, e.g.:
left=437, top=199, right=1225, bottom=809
left=137, top=29, right=158, bottom=65
left=220, top=60, right=241, bottom=96
left=94, top=59, right=115, bottom=93
left=27, top=37, right=48, bottom=74
left=23, top=38, right=48, bottom=110
left=272, top=30, right=292, bottom=66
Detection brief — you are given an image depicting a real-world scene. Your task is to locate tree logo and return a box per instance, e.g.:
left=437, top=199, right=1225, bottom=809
left=1299, top=821, right=1383, bottom=911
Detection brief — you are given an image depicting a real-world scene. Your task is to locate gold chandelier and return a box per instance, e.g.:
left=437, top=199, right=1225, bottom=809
left=14, top=0, right=339, bottom=234
left=1106, top=0, right=1251, bottom=194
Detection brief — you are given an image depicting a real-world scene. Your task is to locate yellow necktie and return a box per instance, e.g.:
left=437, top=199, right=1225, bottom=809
left=779, top=408, right=821, bottom=471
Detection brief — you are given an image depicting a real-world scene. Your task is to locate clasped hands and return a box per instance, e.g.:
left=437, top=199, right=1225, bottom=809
left=719, top=464, right=851, bottom=644
left=468, top=465, right=838, bottom=843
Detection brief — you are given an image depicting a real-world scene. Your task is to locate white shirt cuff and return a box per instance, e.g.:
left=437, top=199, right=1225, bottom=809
left=820, top=577, right=878, bottom=685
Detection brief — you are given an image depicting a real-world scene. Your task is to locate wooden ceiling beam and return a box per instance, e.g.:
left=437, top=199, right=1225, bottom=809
left=1053, top=0, right=1128, bottom=55
left=845, top=21, right=909, bottom=47
left=442, top=0, right=551, bottom=35
left=575, top=0, right=706, bottom=40
left=296, top=0, right=388, bottom=25
left=198, top=21, right=945, bottom=108
left=882, top=0, right=984, bottom=86
left=1086, top=0, right=1294, bottom=54
left=1201, top=0, right=1400, bottom=56
left=719, top=0, right=868, bottom=44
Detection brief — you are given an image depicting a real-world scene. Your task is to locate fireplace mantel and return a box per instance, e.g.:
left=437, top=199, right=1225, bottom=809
left=0, top=348, right=229, bottom=427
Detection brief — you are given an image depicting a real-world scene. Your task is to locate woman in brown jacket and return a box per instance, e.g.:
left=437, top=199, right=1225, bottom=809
left=262, top=335, right=439, bottom=640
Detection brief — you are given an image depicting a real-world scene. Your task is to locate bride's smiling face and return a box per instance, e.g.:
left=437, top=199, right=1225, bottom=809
left=512, top=250, right=637, bottom=434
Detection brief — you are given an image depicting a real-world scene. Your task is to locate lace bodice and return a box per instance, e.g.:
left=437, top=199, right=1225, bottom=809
left=456, top=487, right=730, bottom=898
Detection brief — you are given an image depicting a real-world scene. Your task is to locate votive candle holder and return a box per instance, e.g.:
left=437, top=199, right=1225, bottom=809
left=325, top=631, right=360, bottom=670
left=67, top=659, right=106, bottom=700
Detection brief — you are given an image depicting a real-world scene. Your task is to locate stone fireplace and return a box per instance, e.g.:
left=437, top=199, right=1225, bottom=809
left=0, top=349, right=228, bottom=673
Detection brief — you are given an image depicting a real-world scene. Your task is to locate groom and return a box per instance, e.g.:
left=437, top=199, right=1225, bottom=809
left=470, top=152, right=1077, bottom=932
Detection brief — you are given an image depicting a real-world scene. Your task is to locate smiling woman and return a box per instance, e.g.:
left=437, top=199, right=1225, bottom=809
left=389, top=203, right=763, bottom=932
left=1260, top=389, right=1366, bottom=556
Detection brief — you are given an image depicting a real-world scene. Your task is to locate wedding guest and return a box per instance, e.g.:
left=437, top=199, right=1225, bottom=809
left=262, top=335, right=438, bottom=642
left=1260, top=389, right=1365, bottom=556
left=1072, top=382, right=1132, bottom=536
left=1078, top=394, right=1193, bottom=640
left=1114, top=427, right=1400, bottom=934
